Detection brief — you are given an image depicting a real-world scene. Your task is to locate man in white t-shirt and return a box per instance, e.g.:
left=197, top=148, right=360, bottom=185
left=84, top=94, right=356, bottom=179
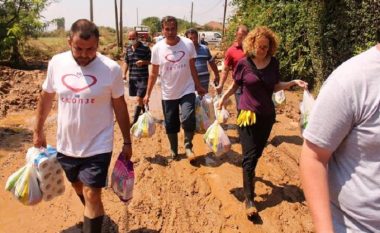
left=33, top=19, right=132, bottom=233
left=300, top=30, right=380, bottom=233
left=143, top=16, right=206, bottom=161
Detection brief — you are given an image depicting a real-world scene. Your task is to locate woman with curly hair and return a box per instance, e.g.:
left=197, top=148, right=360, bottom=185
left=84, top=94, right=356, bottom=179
left=218, top=26, right=308, bottom=218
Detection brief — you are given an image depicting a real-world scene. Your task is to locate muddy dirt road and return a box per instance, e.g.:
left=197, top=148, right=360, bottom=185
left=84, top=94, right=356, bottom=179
left=0, top=66, right=313, bottom=233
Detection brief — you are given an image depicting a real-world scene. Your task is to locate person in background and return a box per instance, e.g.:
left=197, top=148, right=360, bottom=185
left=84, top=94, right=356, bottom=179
left=300, top=29, right=380, bottom=233
left=216, top=25, right=248, bottom=108
left=218, top=26, right=307, bottom=218
left=33, top=19, right=132, bottom=233
left=122, top=30, right=151, bottom=124
left=143, top=16, right=206, bottom=161
left=185, top=28, right=220, bottom=92
left=200, top=33, right=208, bottom=46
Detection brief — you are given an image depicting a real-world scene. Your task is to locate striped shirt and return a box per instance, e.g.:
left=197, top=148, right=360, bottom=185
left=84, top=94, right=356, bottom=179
left=125, top=42, right=151, bottom=80
left=194, top=44, right=213, bottom=90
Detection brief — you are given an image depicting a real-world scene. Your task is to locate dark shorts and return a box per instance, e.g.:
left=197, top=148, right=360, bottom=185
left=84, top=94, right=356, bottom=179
left=57, top=152, right=112, bottom=188
left=129, top=77, right=147, bottom=97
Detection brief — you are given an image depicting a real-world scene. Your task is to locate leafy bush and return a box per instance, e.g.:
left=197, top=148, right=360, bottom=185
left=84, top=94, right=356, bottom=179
left=228, top=0, right=379, bottom=90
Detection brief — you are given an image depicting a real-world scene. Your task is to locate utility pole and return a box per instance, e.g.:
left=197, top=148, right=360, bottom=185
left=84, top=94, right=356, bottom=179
left=222, top=0, right=227, bottom=39
left=114, top=0, right=119, bottom=46
left=190, top=1, right=193, bottom=27
left=90, top=0, right=93, bottom=22
left=119, top=0, right=123, bottom=48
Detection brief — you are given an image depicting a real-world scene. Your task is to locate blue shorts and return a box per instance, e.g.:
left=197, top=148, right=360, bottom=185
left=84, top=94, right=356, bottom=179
left=57, top=152, right=112, bottom=188
left=129, top=77, right=147, bottom=97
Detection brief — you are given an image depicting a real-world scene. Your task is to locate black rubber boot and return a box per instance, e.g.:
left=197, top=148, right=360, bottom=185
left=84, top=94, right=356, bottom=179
left=184, top=131, right=194, bottom=150
left=83, top=215, right=104, bottom=233
left=167, top=133, right=178, bottom=160
left=133, top=105, right=143, bottom=124
left=184, top=131, right=195, bottom=159
left=243, top=170, right=257, bottom=217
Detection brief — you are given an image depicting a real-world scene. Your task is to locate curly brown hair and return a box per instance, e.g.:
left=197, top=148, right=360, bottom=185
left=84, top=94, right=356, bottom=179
left=243, top=26, right=279, bottom=57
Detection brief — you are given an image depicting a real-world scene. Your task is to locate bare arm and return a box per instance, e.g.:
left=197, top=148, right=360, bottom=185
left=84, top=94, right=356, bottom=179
left=189, top=58, right=206, bottom=95
left=112, top=96, right=132, bottom=160
left=217, top=81, right=239, bottom=110
left=143, top=64, right=159, bottom=105
left=122, top=61, right=129, bottom=80
left=300, top=139, right=334, bottom=233
left=216, top=65, right=230, bottom=94
left=208, top=59, right=220, bottom=86
left=136, top=60, right=151, bottom=67
left=33, top=91, right=55, bottom=148
left=274, top=80, right=308, bottom=92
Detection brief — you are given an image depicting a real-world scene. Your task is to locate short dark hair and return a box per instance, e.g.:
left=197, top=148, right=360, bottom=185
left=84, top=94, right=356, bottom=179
left=377, top=27, right=380, bottom=43
left=70, top=19, right=99, bottom=40
left=185, top=28, right=198, bottom=38
left=161, top=16, right=177, bottom=29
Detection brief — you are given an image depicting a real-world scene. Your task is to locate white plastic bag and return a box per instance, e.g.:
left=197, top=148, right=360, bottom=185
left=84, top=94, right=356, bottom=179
left=203, top=120, right=231, bottom=156
left=5, top=165, right=27, bottom=192
left=272, top=90, right=286, bottom=106
left=147, top=85, right=164, bottom=122
left=213, top=95, right=230, bottom=123
left=300, top=90, right=315, bottom=132
left=216, top=107, right=230, bottom=124
left=130, top=110, right=156, bottom=138
left=200, top=94, right=215, bottom=122
left=5, top=146, right=64, bottom=205
left=12, top=164, right=42, bottom=205
left=195, top=96, right=211, bottom=133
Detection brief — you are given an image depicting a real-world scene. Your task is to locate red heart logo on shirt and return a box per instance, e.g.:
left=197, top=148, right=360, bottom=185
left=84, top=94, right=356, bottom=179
left=61, top=74, right=97, bottom=93
left=165, top=51, right=185, bottom=63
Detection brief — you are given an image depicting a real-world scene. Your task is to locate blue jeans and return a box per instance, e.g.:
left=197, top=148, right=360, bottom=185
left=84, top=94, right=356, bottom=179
left=161, top=93, right=196, bottom=134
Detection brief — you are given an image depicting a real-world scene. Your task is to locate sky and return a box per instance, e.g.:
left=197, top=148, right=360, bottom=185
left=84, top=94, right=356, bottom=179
left=42, top=0, right=235, bottom=30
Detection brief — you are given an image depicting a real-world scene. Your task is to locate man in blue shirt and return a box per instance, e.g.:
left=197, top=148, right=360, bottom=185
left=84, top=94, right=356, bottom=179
left=185, top=28, right=220, bottom=92
left=122, top=30, right=151, bottom=123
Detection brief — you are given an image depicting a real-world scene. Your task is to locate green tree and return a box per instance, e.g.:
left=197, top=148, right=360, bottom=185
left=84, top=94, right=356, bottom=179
left=228, top=0, right=379, bottom=89
left=142, top=16, right=161, bottom=36
left=177, top=18, right=197, bottom=33
left=51, top=17, right=65, bottom=30
left=0, top=0, right=52, bottom=66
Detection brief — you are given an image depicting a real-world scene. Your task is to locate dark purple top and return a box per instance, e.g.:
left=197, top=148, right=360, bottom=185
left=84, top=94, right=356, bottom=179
left=233, top=56, right=280, bottom=116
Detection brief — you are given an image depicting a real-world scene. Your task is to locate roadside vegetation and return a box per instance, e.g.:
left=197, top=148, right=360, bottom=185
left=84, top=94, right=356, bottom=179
left=226, top=0, right=380, bottom=90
